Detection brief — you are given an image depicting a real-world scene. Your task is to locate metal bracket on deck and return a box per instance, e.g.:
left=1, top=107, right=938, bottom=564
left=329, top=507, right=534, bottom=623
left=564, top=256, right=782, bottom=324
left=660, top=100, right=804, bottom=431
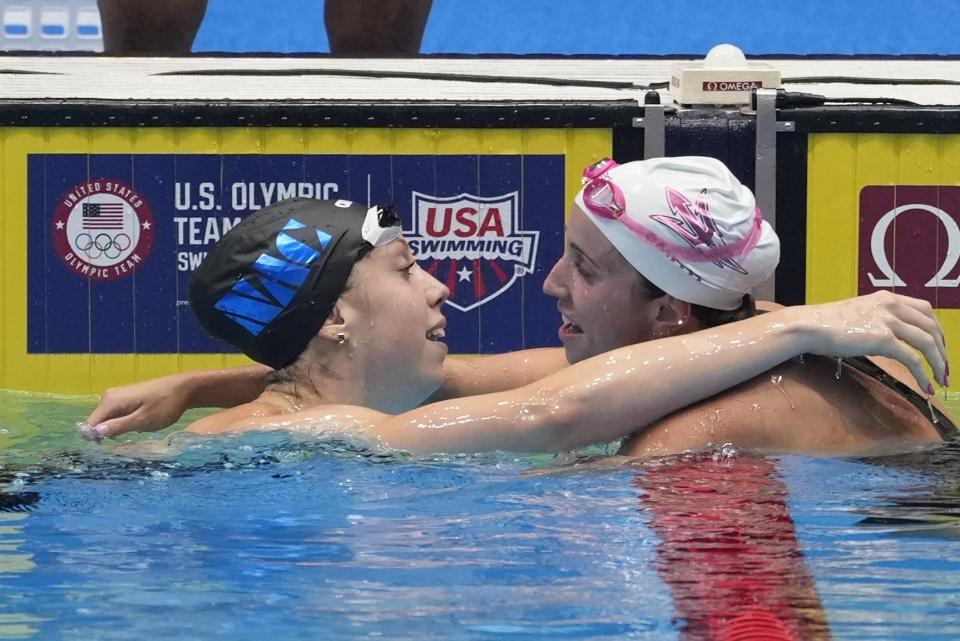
left=632, top=91, right=666, bottom=159
left=753, top=88, right=781, bottom=302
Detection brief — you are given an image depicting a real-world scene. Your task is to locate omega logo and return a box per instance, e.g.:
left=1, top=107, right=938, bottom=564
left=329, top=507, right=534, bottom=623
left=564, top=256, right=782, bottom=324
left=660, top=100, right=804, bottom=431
left=868, top=203, right=960, bottom=288
left=702, top=80, right=762, bottom=92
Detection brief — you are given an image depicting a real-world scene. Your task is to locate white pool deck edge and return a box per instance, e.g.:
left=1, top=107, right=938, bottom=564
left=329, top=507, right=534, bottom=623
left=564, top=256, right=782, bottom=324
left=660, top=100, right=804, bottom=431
left=0, top=56, right=959, bottom=105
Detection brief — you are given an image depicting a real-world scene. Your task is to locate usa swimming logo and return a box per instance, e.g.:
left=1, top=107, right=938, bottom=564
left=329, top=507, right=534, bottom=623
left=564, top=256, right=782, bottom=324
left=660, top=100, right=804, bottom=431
left=51, top=179, right=155, bottom=281
left=214, top=218, right=332, bottom=335
left=406, top=192, right=539, bottom=312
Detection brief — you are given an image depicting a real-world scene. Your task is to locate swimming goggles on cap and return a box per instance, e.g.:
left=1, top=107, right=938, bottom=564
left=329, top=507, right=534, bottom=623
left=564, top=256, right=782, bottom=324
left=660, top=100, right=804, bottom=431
left=580, top=158, right=764, bottom=264
left=361, top=204, right=404, bottom=247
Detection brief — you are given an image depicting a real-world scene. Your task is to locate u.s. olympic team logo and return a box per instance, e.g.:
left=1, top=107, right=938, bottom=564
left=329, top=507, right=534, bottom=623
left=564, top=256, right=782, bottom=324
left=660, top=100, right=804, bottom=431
left=406, top=191, right=539, bottom=312
left=52, top=179, right=155, bottom=281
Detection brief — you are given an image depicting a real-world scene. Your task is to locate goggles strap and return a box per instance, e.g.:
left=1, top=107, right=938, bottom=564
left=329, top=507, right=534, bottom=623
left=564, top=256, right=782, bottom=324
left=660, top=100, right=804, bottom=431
left=615, top=206, right=764, bottom=264
left=580, top=158, right=764, bottom=264
left=361, top=205, right=403, bottom=247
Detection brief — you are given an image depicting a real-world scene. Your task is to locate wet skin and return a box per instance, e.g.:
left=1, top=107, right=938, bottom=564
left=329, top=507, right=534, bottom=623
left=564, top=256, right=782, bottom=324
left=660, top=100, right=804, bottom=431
left=619, top=353, right=945, bottom=458
left=82, top=207, right=951, bottom=454
left=543, top=206, right=660, bottom=365
left=186, top=238, right=450, bottom=434
left=543, top=206, right=947, bottom=457
left=179, top=241, right=953, bottom=455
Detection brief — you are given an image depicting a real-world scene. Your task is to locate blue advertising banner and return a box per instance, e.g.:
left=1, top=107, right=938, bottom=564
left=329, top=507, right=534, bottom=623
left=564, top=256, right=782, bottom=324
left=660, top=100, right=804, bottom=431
left=28, top=154, right=566, bottom=356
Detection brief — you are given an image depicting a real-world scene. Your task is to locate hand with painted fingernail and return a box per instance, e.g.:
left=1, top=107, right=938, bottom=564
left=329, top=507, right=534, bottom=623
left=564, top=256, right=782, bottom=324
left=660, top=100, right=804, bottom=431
left=77, top=421, right=106, bottom=442
left=82, top=365, right=271, bottom=440
left=782, top=290, right=948, bottom=393
left=82, top=376, right=193, bottom=440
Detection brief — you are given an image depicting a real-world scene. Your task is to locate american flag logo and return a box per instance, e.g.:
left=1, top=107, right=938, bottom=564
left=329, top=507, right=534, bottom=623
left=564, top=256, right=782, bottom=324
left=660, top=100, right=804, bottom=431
left=82, top=202, right=125, bottom=230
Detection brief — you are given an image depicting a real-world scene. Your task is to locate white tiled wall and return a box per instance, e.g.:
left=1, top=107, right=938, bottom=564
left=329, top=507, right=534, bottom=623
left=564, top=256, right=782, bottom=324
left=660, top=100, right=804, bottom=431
left=2, top=1, right=102, bottom=51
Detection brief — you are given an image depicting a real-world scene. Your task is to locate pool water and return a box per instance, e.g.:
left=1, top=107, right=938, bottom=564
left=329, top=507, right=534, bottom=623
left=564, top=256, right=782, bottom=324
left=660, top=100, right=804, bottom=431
left=1, top=390, right=958, bottom=640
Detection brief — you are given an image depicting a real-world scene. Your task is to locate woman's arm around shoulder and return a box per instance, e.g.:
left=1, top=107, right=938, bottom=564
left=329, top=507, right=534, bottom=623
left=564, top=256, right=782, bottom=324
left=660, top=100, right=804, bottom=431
left=219, top=292, right=949, bottom=455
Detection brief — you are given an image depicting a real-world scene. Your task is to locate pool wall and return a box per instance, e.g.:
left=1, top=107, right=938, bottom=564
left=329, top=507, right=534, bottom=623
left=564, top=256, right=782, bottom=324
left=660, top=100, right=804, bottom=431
left=807, top=132, right=960, bottom=337
left=0, top=95, right=613, bottom=393
left=2, top=57, right=959, bottom=394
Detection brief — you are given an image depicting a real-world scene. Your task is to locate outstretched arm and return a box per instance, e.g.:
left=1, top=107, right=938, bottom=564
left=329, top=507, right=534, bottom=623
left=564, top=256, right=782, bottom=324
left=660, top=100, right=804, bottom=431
left=427, top=348, right=570, bottom=401
left=83, top=348, right=569, bottom=439
left=81, top=364, right=271, bottom=440
left=236, top=292, right=948, bottom=454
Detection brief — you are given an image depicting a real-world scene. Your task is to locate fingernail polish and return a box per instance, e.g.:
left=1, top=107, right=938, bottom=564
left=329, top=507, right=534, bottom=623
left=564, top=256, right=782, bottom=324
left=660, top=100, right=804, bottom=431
left=77, top=422, right=92, bottom=440
left=927, top=383, right=936, bottom=396
left=946, top=361, right=950, bottom=377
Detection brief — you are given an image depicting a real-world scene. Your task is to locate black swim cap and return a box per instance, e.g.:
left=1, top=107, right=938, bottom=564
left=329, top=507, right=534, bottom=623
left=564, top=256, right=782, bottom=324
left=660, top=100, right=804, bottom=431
left=189, top=198, right=401, bottom=369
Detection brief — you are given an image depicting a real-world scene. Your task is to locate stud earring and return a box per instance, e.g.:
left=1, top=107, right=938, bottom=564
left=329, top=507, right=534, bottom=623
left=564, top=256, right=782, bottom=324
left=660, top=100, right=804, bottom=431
left=677, top=319, right=685, bottom=327
left=336, top=333, right=346, bottom=346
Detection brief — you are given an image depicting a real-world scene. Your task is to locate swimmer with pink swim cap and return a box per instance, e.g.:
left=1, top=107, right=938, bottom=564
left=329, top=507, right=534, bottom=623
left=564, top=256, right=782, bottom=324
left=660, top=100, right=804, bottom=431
left=577, top=156, right=776, bottom=310
left=544, top=156, right=952, bottom=456
left=547, top=156, right=780, bottom=366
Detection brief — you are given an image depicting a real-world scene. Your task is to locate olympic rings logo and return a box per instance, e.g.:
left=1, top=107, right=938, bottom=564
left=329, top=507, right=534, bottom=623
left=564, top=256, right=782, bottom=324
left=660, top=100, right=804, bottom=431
left=74, top=232, right=132, bottom=260
left=53, top=181, right=156, bottom=281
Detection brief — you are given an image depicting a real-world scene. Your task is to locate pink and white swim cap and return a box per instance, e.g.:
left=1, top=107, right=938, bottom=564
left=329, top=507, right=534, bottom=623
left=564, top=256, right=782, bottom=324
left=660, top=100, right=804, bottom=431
left=574, top=156, right=780, bottom=310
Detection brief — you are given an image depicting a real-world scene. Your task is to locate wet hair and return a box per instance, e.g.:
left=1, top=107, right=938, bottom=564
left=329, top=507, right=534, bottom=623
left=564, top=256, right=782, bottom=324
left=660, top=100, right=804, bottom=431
left=637, top=275, right=756, bottom=328
left=265, top=364, right=298, bottom=389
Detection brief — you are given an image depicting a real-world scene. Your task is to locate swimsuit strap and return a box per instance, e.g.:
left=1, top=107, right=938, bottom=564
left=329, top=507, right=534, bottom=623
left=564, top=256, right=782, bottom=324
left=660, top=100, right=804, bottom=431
left=842, top=356, right=958, bottom=441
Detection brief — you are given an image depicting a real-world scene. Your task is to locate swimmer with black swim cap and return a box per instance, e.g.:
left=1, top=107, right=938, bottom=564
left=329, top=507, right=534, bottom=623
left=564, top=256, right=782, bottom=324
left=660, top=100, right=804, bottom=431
left=189, top=197, right=448, bottom=416
left=173, top=194, right=949, bottom=455
left=191, top=198, right=406, bottom=370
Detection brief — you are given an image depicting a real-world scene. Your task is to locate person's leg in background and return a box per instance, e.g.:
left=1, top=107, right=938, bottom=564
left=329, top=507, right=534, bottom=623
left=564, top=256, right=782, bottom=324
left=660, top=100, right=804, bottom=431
left=98, top=0, right=431, bottom=56
left=325, top=0, right=433, bottom=55
left=97, top=0, right=208, bottom=54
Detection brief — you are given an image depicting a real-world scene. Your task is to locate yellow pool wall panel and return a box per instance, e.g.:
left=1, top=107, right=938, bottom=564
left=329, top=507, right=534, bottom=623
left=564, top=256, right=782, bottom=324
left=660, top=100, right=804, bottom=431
left=807, top=132, right=960, bottom=390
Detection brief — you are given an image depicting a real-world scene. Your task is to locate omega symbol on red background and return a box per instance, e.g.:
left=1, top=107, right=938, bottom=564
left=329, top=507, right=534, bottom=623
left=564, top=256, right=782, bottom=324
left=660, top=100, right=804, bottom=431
left=867, top=203, right=960, bottom=288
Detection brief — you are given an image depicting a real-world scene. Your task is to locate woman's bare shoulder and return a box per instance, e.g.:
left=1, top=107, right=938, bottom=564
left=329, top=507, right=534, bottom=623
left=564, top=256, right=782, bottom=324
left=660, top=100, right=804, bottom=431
left=185, top=401, right=285, bottom=434
left=187, top=401, right=389, bottom=436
